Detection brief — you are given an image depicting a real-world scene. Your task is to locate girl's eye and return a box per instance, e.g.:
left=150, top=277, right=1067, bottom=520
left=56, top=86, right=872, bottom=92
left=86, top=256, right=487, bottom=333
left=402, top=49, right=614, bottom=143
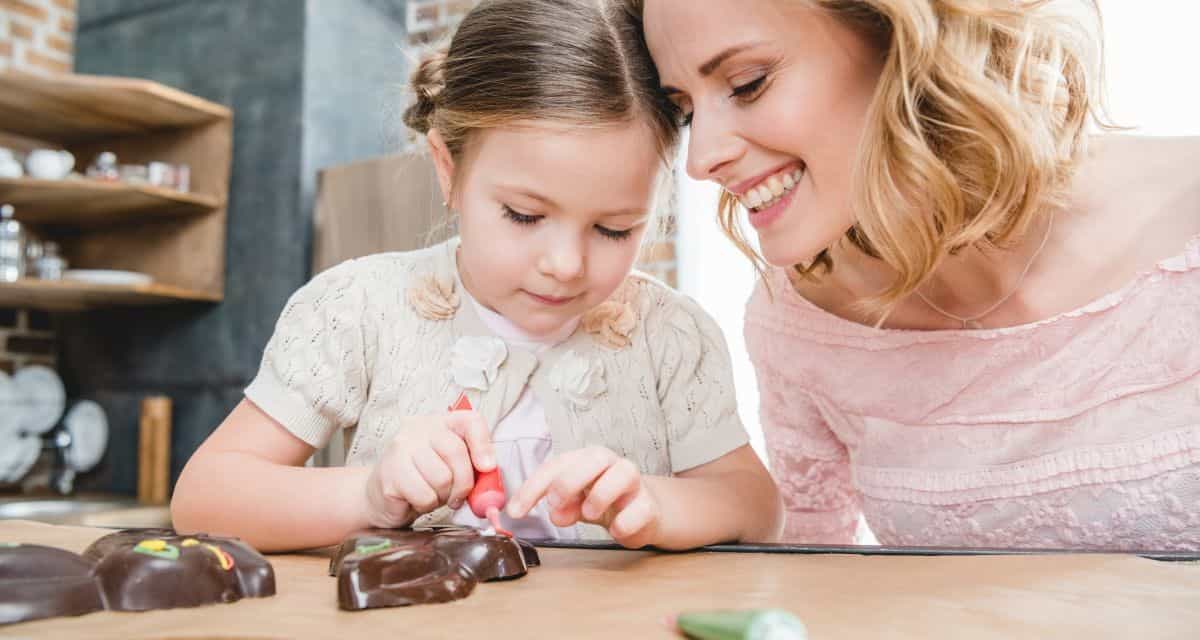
left=677, top=108, right=694, bottom=127
left=730, top=75, right=768, bottom=101
left=595, top=225, right=634, bottom=241
left=502, top=205, right=541, bottom=225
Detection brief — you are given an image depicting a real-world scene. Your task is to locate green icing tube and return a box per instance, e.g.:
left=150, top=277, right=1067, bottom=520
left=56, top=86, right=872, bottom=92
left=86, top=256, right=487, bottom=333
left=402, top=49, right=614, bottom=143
left=676, top=609, right=807, bottom=640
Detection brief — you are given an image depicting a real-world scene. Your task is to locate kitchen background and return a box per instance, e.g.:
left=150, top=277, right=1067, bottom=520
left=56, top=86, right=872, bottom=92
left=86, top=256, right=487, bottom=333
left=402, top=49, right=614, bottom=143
left=0, top=0, right=1197, bottom=507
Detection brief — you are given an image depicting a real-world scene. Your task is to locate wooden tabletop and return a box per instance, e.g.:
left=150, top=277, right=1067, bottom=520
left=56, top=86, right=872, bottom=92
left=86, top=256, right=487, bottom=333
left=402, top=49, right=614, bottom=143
left=2, top=520, right=1198, bottom=639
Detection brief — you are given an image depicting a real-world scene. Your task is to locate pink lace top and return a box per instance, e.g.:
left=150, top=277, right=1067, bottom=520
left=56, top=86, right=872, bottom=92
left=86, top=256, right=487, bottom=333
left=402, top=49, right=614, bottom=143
left=745, top=236, right=1200, bottom=551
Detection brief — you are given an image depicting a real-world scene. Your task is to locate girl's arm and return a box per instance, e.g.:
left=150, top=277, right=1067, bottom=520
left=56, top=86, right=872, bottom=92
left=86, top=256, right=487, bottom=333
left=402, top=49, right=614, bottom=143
left=645, top=444, right=782, bottom=549
left=171, top=399, right=373, bottom=552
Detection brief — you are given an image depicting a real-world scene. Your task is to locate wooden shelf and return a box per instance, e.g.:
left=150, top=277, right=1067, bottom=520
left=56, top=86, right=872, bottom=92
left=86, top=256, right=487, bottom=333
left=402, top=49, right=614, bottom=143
left=0, top=71, right=231, bottom=144
left=0, top=278, right=221, bottom=311
left=0, top=177, right=220, bottom=226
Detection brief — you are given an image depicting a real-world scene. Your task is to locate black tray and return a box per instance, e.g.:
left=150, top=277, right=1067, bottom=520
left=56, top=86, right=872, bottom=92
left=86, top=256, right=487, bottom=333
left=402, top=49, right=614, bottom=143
left=525, top=539, right=1200, bottom=562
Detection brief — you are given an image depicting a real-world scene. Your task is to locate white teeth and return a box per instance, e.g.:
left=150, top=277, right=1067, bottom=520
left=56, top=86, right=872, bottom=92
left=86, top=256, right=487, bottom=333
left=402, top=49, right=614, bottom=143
left=739, top=166, right=805, bottom=211
left=746, top=189, right=762, bottom=208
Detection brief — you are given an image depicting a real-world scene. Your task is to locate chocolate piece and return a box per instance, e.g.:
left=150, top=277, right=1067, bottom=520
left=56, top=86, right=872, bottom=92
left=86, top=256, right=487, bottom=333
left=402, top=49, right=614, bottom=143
left=332, top=525, right=540, bottom=610
left=0, top=543, right=104, bottom=626
left=82, top=529, right=276, bottom=611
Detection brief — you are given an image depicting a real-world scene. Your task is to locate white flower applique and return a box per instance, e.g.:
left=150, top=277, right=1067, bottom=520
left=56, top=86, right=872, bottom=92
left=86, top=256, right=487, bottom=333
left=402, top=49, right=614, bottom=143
left=450, top=335, right=508, bottom=391
left=551, top=351, right=607, bottom=409
left=407, top=272, right=460, bottom=320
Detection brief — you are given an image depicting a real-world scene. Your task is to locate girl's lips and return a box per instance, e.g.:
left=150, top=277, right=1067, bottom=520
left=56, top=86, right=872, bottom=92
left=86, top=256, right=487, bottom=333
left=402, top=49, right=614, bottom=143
left=524, top=290, right=577, bottom=306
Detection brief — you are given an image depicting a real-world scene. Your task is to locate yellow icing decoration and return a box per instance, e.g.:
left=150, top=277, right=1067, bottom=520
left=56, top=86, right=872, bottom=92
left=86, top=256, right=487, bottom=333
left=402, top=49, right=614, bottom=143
left=204, top=543, right=235, bottom=571
left=181, top=539, right=200, bottom=547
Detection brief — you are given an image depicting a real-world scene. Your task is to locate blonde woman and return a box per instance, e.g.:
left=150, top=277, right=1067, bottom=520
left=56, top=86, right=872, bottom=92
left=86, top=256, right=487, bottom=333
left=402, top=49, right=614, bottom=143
left=629, top=0, right=1200, bottom=550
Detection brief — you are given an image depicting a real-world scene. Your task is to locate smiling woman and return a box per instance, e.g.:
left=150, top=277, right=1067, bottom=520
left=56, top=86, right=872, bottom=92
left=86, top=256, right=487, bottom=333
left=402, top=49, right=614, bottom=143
left=633, top=0, right=1200, bottom=551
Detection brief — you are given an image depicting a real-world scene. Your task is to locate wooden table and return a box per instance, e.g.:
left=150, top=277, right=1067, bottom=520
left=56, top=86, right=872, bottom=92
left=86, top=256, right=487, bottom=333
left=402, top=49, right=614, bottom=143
left=2, top=520, right=1198, bottom=639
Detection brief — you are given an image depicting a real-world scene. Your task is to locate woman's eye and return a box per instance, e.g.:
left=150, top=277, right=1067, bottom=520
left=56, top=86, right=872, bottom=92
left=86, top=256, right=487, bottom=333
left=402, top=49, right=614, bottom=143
left=502, top=205, right=541, bottom=225
left=595, top=225, right=633, bottom=241
left=730, top=75, right=768, bottom=100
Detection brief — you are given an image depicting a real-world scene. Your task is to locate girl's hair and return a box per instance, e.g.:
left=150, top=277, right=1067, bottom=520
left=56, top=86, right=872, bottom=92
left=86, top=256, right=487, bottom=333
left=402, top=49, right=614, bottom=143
left=403, top=0, right=680, bottom=174
left=627, top=0, right=1110, bottom=319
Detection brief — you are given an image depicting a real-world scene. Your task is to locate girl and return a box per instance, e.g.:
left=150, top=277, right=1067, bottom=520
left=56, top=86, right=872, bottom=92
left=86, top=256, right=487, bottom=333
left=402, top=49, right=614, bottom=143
left=634, top=0, right=1200, bottom=550
left=171, top=0, right=781, bottom=552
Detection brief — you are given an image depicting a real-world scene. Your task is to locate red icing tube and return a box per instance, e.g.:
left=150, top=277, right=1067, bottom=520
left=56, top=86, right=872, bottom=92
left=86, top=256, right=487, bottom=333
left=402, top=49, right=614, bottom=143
left=450, top=393, right=512, bottom=536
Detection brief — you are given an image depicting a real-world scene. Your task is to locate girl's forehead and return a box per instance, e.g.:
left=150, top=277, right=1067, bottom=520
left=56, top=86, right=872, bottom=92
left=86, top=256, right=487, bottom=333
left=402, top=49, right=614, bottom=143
left=465, top=122, right=664, bottom=205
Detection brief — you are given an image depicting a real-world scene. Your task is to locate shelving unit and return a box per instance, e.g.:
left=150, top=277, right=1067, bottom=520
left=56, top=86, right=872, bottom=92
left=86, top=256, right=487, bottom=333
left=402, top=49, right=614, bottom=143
left=0, top=71, right=233, bottom=311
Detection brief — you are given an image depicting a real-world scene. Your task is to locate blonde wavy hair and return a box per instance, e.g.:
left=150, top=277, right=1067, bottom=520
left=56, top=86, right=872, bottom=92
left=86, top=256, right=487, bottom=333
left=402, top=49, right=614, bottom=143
left=628, top=0, right=1110, bottom=319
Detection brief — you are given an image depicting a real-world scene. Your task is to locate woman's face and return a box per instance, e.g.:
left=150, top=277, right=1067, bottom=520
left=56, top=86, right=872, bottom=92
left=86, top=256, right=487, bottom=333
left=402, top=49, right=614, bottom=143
left=643, top=0, right=885, bottom=266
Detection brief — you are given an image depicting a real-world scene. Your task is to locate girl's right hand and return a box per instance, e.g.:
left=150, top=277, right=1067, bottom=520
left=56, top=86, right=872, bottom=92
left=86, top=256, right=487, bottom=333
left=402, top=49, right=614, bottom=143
left=362, top=410, right=495, bottom=529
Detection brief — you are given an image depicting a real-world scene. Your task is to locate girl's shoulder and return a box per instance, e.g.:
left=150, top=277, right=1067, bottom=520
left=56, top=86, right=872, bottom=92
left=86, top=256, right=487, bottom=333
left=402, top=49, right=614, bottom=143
left=297, top=241, right=455, bottom=304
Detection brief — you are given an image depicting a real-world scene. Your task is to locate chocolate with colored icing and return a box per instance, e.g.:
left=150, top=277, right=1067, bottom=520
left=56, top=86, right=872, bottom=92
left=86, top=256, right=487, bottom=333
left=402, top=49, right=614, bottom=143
left=332, top=526, right=540, bottom=610
left=0, top=529, right=276, bottom=626
left=84, top=529, right=276, bottom=611
left=0, top=543, right=104, bottom=626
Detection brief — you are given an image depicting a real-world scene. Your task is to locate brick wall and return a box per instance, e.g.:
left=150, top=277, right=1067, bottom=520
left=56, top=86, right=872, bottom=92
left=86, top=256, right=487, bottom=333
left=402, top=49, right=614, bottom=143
left=0, top=0, right=76, bottom=75
left=403, top=0, right=681, bottom=287
left=0, top=308, right=56, bottom=375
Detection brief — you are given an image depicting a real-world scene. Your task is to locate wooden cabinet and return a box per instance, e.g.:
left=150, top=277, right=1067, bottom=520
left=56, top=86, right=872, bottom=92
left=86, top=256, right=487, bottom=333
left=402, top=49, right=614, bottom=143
left=0, top=71, right=232, bottom=311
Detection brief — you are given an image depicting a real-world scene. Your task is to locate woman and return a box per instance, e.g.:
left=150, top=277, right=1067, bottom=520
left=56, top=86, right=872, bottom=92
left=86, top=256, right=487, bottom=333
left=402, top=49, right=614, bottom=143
left=629, top=0, right=1200, bottom=550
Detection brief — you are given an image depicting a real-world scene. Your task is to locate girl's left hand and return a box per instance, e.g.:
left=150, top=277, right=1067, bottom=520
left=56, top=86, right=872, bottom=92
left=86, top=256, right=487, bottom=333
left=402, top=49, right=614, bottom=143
left=507, top=446, right=661, bottom=548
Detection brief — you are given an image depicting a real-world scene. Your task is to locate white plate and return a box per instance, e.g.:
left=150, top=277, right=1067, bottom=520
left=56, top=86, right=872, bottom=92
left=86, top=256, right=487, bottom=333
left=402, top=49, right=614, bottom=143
left=12, top=365, right=66, bottom=435
left=0, top=371, right=16, bottom=436
left=63, top=400, right=108, bottom=472
left=63, top=269, right=153, bottom=286
left=0, top=433, right=41, bottom=484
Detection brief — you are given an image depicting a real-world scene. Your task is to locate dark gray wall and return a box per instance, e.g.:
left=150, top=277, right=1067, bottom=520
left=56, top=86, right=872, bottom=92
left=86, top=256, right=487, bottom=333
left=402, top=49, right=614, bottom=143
left=64, top=0, right=409, bottom=495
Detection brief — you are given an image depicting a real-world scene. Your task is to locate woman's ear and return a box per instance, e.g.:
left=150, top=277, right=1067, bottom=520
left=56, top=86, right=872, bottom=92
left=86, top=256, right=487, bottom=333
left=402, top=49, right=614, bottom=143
left=426, top=128, right=456, bottom=207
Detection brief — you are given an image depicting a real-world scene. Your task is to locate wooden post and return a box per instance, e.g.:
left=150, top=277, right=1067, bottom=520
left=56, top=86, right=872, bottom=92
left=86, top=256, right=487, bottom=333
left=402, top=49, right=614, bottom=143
left=137, top=395, right=172, bottom=505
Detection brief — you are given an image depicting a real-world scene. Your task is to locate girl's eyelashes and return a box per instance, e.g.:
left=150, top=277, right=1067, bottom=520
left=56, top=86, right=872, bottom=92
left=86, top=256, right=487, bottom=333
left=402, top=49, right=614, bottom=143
left=595, top=225, right=634, bottom=241
left=502, top=205, right=541, bottom=225
left=503, top=204, right=635, bottom=241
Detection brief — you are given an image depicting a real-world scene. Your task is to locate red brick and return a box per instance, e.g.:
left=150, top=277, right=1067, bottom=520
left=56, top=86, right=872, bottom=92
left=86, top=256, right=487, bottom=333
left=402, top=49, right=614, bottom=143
left=58, top=14, right=73, bottom=34
left=0, top=40, right=12, bottom=58
left=51, top=0, right=74, bottom=10
left=25, top=50, right=71, bottom=73
left=10, top=20, right=33, bottom=41
left=45, top=33, right=72, bottom=55
left=0, top=0, right=48, bottom=22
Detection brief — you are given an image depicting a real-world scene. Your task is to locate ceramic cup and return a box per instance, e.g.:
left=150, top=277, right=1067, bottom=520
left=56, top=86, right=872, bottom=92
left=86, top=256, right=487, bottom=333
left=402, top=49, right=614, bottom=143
left=0, top=148, right=22, bottom=179
left=25, top=149, right=75, bottom=180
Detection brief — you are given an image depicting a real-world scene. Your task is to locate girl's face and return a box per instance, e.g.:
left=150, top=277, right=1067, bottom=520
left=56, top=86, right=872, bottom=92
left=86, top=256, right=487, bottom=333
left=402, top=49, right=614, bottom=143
left=643, top=0, right=884, bottom=267
left=432, top=122, right=662, bottom=337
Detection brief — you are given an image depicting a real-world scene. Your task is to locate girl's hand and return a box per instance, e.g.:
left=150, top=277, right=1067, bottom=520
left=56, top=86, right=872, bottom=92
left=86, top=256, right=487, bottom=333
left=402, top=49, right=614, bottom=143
left=363, top=411, right=495, bottom=528
left=507, top=446, right=661, bottom=548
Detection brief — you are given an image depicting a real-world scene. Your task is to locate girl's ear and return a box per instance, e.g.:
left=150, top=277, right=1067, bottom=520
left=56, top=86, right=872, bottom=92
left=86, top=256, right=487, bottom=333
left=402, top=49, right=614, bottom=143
left=426, top=128, right=456, bottom=207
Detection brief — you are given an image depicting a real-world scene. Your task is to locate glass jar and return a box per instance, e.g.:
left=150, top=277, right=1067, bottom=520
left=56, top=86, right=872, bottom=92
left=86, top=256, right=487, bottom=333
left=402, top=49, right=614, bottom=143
left=0, top=204, right=26, bottom=282
left=36, top=242, right=66, bottom=280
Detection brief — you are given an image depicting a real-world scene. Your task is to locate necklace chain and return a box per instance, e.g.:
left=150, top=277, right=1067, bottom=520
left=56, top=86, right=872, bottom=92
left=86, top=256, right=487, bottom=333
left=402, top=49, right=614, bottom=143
left=915, top=212, right=1054, bottom=329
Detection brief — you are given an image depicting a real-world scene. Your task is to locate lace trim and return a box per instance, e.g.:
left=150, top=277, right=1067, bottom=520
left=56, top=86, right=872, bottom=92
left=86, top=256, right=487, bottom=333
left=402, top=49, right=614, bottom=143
left=855, top=425, right=1200, bottom=505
